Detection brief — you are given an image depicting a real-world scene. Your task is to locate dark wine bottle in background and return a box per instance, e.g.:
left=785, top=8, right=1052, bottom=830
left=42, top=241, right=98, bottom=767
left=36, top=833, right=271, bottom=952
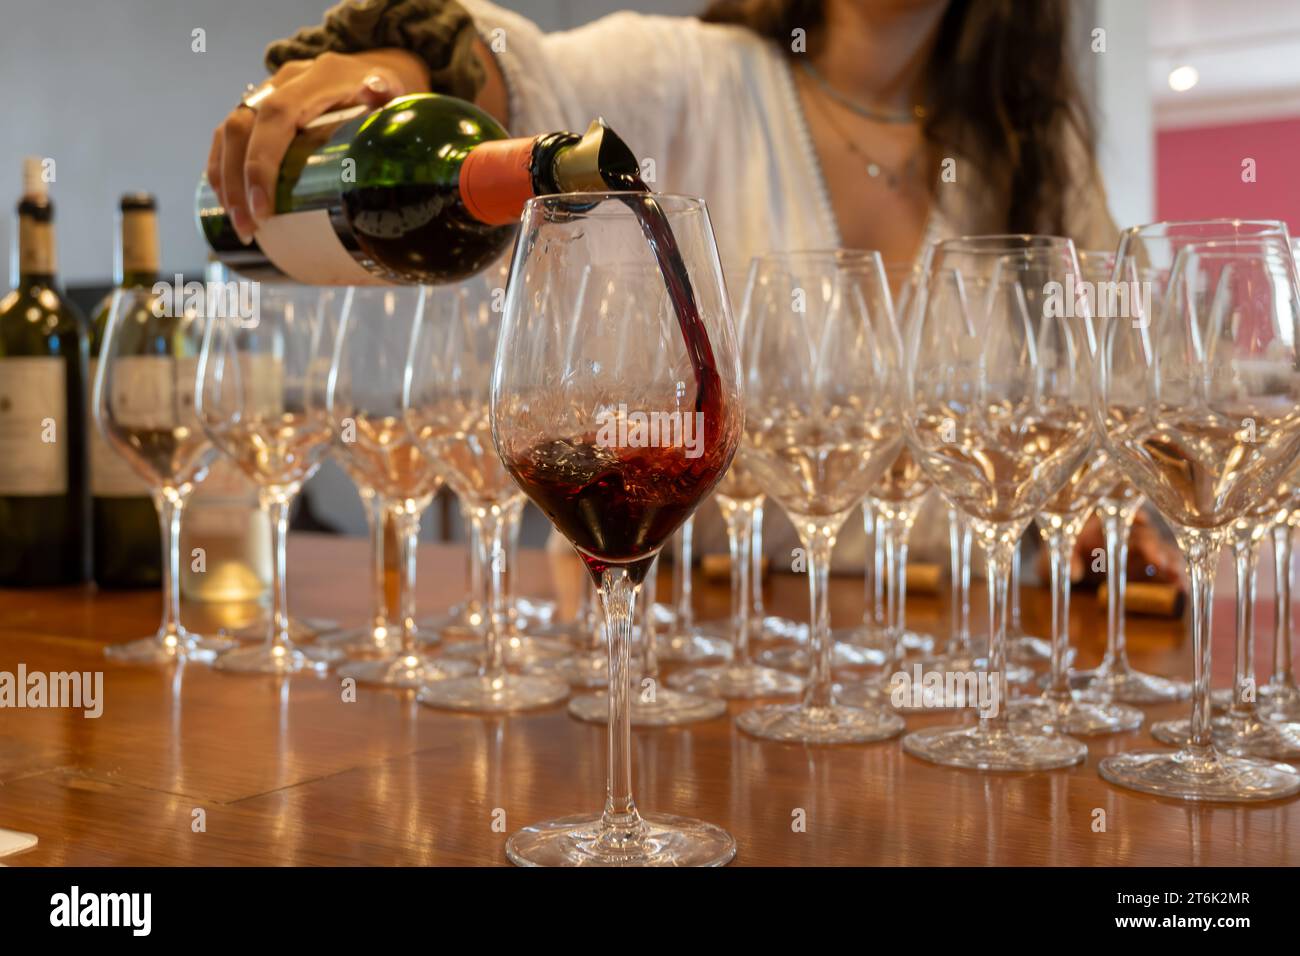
left=195, top=93, right=640, bottom=285
left=88, top=193, right=163, bottom=589
left=0, top=157, right=89, bottom=587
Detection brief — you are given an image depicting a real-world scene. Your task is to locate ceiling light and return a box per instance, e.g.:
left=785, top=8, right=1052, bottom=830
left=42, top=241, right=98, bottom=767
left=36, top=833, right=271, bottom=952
left=1168, top=65, right=1199, bottom=93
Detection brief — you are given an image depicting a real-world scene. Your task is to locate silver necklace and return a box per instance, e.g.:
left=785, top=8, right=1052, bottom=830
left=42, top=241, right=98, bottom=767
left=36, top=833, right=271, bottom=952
left=797, top=60, right=923, bottom=125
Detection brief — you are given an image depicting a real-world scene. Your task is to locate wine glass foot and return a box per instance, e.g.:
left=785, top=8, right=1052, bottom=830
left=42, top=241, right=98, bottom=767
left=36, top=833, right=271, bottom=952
left=1098, top=748, right=1300, bottom=802
left=505, top=812, right=735, bottom=867
left=526, top=647, right=638, bottom=688
left=336, top=654, right=475, bottom=689
left=314, top=624, right=407, bottom=658
left=1261, top=682, right=1300, bottom=722
left=736, top=702, right=903, bottom=744
left=902, top=724, right=1086, bottom=771
left=104, top=628, right=234, bottom=665
left=755, top=615, right=807, bottom=643
left=443, top=634, right=573, bottom=667
left=567, top=688, right=727, bottom=726
left=417, top=672, right=569, bottom=713
left=654, top=631, right=733, bottom=663
left=755, top=641, right=883, bottom=671
left=666, top=662, right=803, bottom=699
left=1007, top=634, right=1054, bottom=665
left=1070, top=664, right=1191, bottom=704
left=1009, top=696, right=1144, bottom=736
left=1151, top=715, right=1300, bottom=761
left=230, top=615, right=337, bottom=644
left=834, top=625, right=935, bottom=656
left=514, top=596, right=557, bottom=627
left=835, top=672, right=985, bottom=714
left=213, top=643, right=331, bottom=676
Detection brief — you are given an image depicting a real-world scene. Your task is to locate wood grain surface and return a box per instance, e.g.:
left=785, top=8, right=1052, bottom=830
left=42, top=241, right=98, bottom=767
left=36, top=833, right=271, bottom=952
left=0, top=532, right=1295, bottom=866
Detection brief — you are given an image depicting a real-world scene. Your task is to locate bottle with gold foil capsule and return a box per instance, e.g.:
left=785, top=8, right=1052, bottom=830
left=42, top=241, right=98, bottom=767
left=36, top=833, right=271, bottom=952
left=88, top=193, right=164, bottom=588
left=195, top=93, right=641, bottom=285
left=0, top=157, right=89, bottom=586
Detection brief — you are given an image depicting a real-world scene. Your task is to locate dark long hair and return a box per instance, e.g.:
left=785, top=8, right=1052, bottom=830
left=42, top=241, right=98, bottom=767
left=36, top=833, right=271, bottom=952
left=699, top=0, right=1095, bottom=235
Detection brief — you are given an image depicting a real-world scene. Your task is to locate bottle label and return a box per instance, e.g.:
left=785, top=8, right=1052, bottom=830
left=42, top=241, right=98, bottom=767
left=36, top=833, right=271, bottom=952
left=459, top=137, right=539, bottom=225
left=18, top=218, right=55, bottom=275
left=0, top=356, right=68, bottom=495
left=87, top=357, right=154, bottom=498
left=254, top=209, right=387, bottom=286
left=121, top=211, right=160, bottom=277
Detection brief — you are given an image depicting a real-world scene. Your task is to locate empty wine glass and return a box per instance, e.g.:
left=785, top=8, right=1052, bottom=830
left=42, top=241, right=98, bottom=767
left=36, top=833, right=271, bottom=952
left=1091, top=225, right=1300, bottom=800
left=407, top=277, right=570, bottom=712
left=196, top=285, right=338, bottom=675
left=494, top=192, right=741, bottom=866
left=323, top=285, right=472, bottom=687
left=1070, top=247, right=1190, bottom=704
left=94, top=286, right=232, bottom=663
left=734, top=249, right=905, bottom=745
left=901, top=235, right=1093, bottom=771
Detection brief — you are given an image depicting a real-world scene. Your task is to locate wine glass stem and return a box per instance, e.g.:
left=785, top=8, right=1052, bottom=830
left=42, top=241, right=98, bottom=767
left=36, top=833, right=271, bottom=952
left=981, top=537, right=1016, bottom=735
left=502, top=498, right=525, bottom=631
left=391, top=501, right=424, bottom=655
left=672, top=517, right=695, bottom=631
left=800, top=528, right=836, bottom=710
left=1010, top=545, right=1024, bottom=633
left=882, top=501, right=918, bottom=669
left=474, top=504, right=510, bottom=677
left=1042, top=523, right=1078, bottom=700
left=599, top=566, right=641, bottom=832
left=263, top=492, right=293, bottom=652
left=155, top=489, right=185, bottom=641
left=750, top=498, right=766, bottom=621
left=1181, top=530, right=1221, bottom=756
left=363, top=492, right=392, bottom=631
left=946, top=508, right=972, bottom=658
left=641, top=555, right=661, bottom=679
left=462, top=499, right=484, bottom=626
left=1272, top=520, right=1295, bottom=688
left=720, top=497, right=755, bottom=666
left=1099, top=504, right=1139, bottom=670
left=862, top=500, right=876, bottom=627
left=1230, top=532, right=1259, bottom=719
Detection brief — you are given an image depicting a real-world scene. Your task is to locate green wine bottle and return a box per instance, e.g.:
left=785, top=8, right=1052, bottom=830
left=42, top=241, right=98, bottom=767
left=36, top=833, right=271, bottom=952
left=88, top=193, right=163, bottom=589
left=196, top=93, right=639, bottom=285
left=0, top=157, right=89, bottom=586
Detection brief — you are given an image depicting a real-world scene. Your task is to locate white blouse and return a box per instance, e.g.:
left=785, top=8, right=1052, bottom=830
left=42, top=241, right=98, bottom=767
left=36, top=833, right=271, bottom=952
left=462, top=0, right=1120, bottom=569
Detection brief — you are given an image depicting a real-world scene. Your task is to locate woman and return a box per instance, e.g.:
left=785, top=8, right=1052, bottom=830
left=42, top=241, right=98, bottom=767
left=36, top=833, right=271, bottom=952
left=207, top=0, right=1179, bottom=583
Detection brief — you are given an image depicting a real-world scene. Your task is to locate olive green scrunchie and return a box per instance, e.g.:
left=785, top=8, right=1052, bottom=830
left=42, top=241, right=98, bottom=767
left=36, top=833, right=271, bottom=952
left=264, top=0, right=486, bottom=102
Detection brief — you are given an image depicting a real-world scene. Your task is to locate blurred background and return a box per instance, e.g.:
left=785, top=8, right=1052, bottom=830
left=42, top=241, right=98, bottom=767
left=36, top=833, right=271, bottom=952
left=1, top=0, right=1296, bottom=543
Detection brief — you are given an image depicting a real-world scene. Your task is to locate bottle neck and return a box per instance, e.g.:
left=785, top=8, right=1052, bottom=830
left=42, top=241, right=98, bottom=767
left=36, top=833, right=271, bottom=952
left=118, top=209, right=160, bottom=287
left=16, top=206, right=56, bottom=284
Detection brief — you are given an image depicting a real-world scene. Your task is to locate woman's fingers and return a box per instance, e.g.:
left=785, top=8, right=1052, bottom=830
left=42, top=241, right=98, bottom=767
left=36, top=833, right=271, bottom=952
left=218, top=108, right=256, bottom=242
left=241, top=59, right=407, bottom=232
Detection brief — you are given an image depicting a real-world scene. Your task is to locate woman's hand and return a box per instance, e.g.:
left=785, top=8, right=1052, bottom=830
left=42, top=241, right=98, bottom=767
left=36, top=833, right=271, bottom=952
left=206, top=48, right=431, bottom=244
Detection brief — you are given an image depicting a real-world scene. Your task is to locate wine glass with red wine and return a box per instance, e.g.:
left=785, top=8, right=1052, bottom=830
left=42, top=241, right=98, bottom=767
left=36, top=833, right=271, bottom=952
left=493, top=192, right=742, bottom=866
